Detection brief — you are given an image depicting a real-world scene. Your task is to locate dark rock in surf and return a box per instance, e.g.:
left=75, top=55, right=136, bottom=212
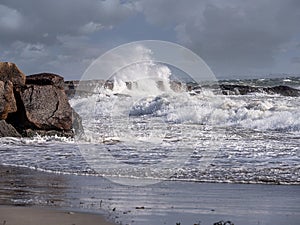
left=24, top=128, right=74, bottom=138
left=220, top=84, right=300, bottom=97
left=265, top=85, right=300, bottom=97
left=0, top=120, right=21, bottom=137
left=72, top=108, right=84, bottom=137
left=0, top=80, right=17, bottom=120
left=220, top=84, right=259, bottom=95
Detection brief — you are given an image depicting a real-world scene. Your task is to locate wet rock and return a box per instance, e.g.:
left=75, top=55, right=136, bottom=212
left=72, top=108, right=84, bottom=137
left=265, top=85, right=300, bottom=97
left=0, top=120, right=21, bottom=137
left=220, top=84, right=259, bottom=95
left=0, top=81, right=17, bottom=120
left=0, top=62, right=26, bottom=87
left=220, top=84, right=300, bottom=97
left=24, top=129, right=74, bottom=138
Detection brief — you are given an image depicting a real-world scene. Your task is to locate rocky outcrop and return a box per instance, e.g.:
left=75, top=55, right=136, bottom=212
left=266, top=85, right=300, bottom=97
left=0, top=120, right=21, bottom=137
left=0, top=62, right=26, bottom=87
left=19, top=74, right=72, bottom=131
left=220, top=84, right=300, bottom=97
left=27, top=73, right=65, bottom=89
left=0, top=81, right=17, bottom=120
left=0, top=62, right=82, bottom=137
left=20, top=84, right=72, bottom=130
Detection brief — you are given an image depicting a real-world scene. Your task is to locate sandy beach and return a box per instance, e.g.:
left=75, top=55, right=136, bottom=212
left=0, top=164, right=299, bottom=225
left=0, top=206, right=115, bottom=225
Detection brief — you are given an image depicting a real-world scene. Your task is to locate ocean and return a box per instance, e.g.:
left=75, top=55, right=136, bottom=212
left=0, top=73, right=299, bottom=224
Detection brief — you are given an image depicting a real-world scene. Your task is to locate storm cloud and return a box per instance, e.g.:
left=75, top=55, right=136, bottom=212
left=136, top=0, right=300, bottom=76
left=0, top=0, right=299, bottom=79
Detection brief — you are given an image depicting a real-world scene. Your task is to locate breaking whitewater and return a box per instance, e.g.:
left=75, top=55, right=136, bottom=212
left=1, top=60, right=300, bottom=185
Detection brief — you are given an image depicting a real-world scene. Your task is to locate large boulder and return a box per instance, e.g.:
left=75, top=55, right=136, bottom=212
left=0, top=62, right=82, bottom=137
left=18, top=74, right=73, bottom=131
left=0, top=62, right=26, bottom=87
left=0, top=81, right=17, bottom=120
left=0, top=120, right=21, bottom=137
left=27, top=73, right=65, bottom=89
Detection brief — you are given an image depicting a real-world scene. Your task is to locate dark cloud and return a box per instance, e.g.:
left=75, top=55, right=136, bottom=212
left=0, top=0, right=134, bottom=44
left=0, top=0, right=136, bottom=78
left=0, top=0, right=299, bottom=79
left=136, top=0, right=300, bottom=76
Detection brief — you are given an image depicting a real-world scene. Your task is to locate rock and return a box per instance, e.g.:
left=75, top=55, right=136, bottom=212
left=72, top=109, right=84, bottom=137
left=0, top=65, right=81, bottom=137
left=7, top=73, right=74, bottom=135
left=20, top=83, right=72, bottom=131
left=24, top=129, right=74, bottom=138
left=26, top=73, right=65, bottom=89
left=220, top=84, right=300, bottom=97
left=0, top=120, right=21, bottom=137
left=220, top=84, right=259, bottom=95
left=264, top=85, right=300, bottom=97
left=0, top=62, right=26, bottom=87
left=0, top=81, right=17, bottom=120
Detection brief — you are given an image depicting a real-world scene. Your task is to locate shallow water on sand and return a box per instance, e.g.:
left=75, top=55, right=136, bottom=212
left=0, top=165, right=299, bottom=225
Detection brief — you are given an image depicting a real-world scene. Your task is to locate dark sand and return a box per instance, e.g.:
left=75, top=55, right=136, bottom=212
left=0, top=206, right=116, bottom=225
left=0, top=165, right=299, bottom=225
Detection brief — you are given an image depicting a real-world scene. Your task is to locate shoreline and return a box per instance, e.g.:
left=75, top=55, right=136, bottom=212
left=0, top=205, right=116, bottom=225
left=1, top=164, right=299, bottom=225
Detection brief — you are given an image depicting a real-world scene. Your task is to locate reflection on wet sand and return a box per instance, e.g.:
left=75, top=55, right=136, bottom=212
left=0, top=166, right=67, bottom=206
left=1, top=165, right=299, bottom=225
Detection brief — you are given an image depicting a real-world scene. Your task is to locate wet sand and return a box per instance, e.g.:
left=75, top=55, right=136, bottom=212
left=0, top=206, right=116, bottom=225
left=0, top=165, right=299, bottom=225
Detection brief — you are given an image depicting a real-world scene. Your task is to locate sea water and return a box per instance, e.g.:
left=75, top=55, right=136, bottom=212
left=0, top=62, right=300, bottom=225
left=0, top=62, right=299, bottom=185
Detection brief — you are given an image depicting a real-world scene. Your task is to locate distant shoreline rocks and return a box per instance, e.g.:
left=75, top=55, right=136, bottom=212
left=219, top=84, right=300, bottom=96
left=64, top=79, right=300, bottom=98
left=0, top=62, right=82, bottom=138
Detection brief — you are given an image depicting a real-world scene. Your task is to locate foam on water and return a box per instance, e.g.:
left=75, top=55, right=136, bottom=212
left=66, top=61, right=300, bottom=184
left=71, top=89, right=300, bottom=136
left=1, top=46, right=299, bottom=184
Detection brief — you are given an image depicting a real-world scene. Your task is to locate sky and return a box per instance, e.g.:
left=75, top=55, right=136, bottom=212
left=1, top=0, right=300, bottom=80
